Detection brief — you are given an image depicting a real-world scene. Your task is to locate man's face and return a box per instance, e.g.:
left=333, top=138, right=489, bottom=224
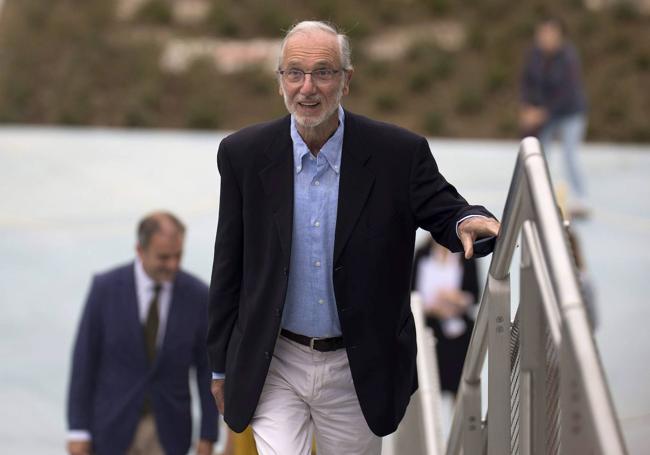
left=536, top=23, right=563, bottom=54
left=278, top=30, right=352, bottom=129
left=137, top=232, right=184, bottom=283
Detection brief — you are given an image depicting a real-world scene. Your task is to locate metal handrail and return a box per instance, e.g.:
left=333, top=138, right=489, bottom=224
left=445, top=137, right=627, bottom=455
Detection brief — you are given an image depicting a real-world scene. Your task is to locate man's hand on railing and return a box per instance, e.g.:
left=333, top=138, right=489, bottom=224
left=458, top=217, right=501, bottom=259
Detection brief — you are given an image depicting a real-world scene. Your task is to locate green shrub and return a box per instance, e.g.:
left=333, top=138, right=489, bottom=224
left=374, top=91, right=399, bottom=112
left=631, top=125, right=650, bottom=143
left=605, top=104, right=625, bottom=123
left=207, top=3, right=240, bottom=37
left=240, top=66, right=276, bottom=96
left=497, top=115, right=517, bottom=136
left=422, top=110, right=445, bottom=136
left=408, top=70, right=434, bottom=92
left=467, top=25, right=485, bottom=51
left=485, top=63, right=509, bottom=93
left=612, top=2, right=640, bottom=22
left=407, top=42, right=456, bottom=80
left=187, top=101, right=220, bottom=129
left=635, top=52, right=650, bottom=71
left=255, top=5, right=292, bottom=37
left=424, top=0, right=451, bottom=15
left=136, top=0, right=173, bottom=25
left=455, top=86, right=484, bottom=115
left=429, top=52, right=455, bottom=80
left=366, top=60, right=390, bottom=80
left=578, top=13, right=599, bottom=37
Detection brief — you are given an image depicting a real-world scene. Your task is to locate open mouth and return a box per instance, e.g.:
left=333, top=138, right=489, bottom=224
left=298, top=101, right=321, bottom=110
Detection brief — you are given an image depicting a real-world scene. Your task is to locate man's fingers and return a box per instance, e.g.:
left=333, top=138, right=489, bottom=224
left=460, top=233, right=474, bottom=259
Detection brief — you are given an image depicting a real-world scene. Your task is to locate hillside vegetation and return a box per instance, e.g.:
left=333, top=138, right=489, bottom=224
left=0, top=0, right=648, bottom=141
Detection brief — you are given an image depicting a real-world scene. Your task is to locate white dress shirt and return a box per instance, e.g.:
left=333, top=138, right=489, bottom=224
left=68, top=259, right=174, bottom=442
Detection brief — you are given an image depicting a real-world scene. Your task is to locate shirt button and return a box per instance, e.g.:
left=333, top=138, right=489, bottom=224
left=314, top=261, right=321, bottom=267
left=314, top=221, right=320, bottom=227
left=318, top=299, right=325, bottom=305
left=333, top=165, right=338, bottom=170
left=314, top=180, right=320, bottom=186
left=296, top=166, right=301, bottom=172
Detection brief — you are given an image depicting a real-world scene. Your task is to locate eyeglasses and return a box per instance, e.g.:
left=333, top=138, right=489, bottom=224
left=278, top=68, right=343, bottom=84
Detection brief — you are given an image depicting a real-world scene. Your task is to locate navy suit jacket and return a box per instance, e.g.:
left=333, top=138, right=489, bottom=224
left=67, top=263, right=218, bottom=455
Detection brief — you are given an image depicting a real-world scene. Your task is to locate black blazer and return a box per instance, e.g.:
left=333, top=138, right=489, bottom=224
left=207, top=110, right=495, bottom=436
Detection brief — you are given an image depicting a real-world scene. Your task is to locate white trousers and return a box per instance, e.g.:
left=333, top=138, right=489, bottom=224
left=251, top=335, right=382, bottom=455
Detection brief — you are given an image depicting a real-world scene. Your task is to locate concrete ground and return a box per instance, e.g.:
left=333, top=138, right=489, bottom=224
left=1, top=126, right=648, bottom=453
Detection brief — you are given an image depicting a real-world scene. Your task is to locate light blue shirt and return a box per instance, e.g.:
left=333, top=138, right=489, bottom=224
left=212, top=106, right=489, bottom=378
left=281, top=106, right=345, bottom=338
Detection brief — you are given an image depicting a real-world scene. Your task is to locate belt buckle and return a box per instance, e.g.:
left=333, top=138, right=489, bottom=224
left=309, top=337, right=316, bottom=350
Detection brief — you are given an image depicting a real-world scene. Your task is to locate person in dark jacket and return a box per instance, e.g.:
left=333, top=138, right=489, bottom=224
left=520, top=17, right=590, bottom=217
left=411, top=238, right=479, bottom=394
left=66, top=212, right=219, bottom=455
left=207, top=20, right=500, bottom=455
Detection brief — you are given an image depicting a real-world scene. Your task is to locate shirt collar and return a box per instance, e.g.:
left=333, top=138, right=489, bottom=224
left=291, top=105, right=344, bottom=175
left=134, top=257, right=172, bottom=292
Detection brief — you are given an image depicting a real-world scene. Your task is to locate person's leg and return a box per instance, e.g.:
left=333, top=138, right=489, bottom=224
left=250, top=336, right=313, bottom=455
left=310, top=349, right=381, bottom=455
left=558, top=113, right=588, bottom=201
left=537, top=119, right=557, bottom=157
left=126, top=414, right=165, bottom=455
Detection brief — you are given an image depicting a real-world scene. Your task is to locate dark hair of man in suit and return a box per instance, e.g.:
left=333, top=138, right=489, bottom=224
left=137, top=211, right=186, bottom=249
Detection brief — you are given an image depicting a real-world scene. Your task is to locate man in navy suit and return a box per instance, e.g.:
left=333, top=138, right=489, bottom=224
left=67, top=212, right=218, bottom=455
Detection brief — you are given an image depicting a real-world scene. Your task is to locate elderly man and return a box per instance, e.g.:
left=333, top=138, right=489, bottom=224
left=208, top=21, right=499, bottom=454
left=67, top=212, right=218, bottom=455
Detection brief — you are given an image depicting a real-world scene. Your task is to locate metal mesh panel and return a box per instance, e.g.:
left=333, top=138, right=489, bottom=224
left=510, top=316, right=521, bottom=455
left=545, top=328, right=561, bottom=455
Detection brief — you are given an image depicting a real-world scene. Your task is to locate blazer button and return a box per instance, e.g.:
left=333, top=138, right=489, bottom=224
left=283, top=267, right=289, bottom=276
left=264, top=351, right=271, bottom=360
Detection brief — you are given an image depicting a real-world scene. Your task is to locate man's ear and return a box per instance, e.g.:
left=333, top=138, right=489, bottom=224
left=342, top=69, right=354, bottom=96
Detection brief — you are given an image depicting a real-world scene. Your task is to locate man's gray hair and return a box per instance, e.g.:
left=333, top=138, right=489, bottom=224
left=278, top=21, right=353, bottom=71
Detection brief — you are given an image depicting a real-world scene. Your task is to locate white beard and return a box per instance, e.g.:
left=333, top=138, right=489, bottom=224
left=282, top=79, right=345, bottom=129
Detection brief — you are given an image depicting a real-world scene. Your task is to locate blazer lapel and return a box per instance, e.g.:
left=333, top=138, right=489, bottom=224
left=334, top=112, right=375, bottom=264
left=158, top=278, right=183, bottom=368
left=120, top=264, right=147, bottom=365
left=258, top=117, right=294, bottom=266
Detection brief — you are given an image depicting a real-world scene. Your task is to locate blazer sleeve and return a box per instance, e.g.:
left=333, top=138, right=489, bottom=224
left=193, top=292, right=219, bottom=441
left=207, top=139, right=243, bottom=374
left=409, top=137, right=495, bottom=254
left=67, top=276, right=103, bottom=432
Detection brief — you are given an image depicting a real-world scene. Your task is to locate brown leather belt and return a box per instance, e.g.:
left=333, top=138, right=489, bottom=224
left=280, top=329, right=345, bottom=352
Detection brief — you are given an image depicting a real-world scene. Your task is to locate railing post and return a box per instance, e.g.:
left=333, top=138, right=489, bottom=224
left=462, top=379, right=483, bottom=455
left=519, top=222, right=549, bottom=455
left=487, top=274, right=511, bottom=455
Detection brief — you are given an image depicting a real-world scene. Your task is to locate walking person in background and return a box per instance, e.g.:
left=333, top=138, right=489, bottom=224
left=520, top=17, right=590, bottom=218
left=67, top=211, right=219, bottom=455
left=411, top=238, right=480, bottom=395
left=207, top=20, right=500, bottom=455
